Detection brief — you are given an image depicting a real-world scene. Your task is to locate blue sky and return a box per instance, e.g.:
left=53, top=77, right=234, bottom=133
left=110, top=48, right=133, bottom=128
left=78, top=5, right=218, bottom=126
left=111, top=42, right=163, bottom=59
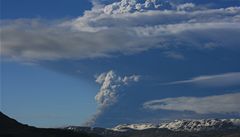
left=0, top=0, right=92, bottom=19
left=1, top=0, right=240, bottom=128
left=1, top=61, right=97, bottom=127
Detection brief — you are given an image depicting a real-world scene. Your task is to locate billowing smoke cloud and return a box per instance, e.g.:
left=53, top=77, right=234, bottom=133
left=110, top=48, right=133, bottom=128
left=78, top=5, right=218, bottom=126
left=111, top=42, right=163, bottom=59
left=101, top=0, right=197, bottom=14
left=95, top=70, right=140, bottom=107
left=85, top=70, right=140, bottom=126
left=143, top=92, right=240, bottom=114
left=1, top=0, right=240, bottom=61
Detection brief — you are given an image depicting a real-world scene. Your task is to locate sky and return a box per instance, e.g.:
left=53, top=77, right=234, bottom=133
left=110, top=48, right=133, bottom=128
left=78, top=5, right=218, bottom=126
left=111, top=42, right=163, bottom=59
left=1, top=0, right=240, bottom=128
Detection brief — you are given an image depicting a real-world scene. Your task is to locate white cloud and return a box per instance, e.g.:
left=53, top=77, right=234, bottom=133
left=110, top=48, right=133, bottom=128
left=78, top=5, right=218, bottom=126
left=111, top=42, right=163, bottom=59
left=143, top=92, right=240, bottom=114
left=1, top=1, right=240, bottom=61
left=95, top=70, right=140, bottom=107
left=164, top=72, right=240, bottom=87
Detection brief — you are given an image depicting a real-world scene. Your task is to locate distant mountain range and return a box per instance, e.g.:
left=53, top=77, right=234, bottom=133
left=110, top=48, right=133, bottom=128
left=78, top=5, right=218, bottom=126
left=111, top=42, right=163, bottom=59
left=65, top=119, right=240, bottom=137
left=111, top=119, right=240, bottom=132
left=1, top=111, right=240, bottom=137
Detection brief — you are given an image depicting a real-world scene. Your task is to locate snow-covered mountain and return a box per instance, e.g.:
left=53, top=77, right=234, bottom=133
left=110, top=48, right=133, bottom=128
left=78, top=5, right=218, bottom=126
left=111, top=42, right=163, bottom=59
left=64, top=118, right=240, bottom=137
left=111, top=119, right=240, bottom=132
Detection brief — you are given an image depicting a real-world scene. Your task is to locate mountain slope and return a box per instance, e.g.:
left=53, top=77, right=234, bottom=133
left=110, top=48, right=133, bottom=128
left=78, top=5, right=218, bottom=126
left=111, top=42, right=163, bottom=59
left=0, top=112, right=27, bottom=129
left=67, top=126, right=240, bottom=137
left=0, top=112, right=101, bottom=137
left=112, top=119, right=240, bottom=132
left=1, top=112, right=240, bottom=137
left=67, top=119, right=240, bottom=137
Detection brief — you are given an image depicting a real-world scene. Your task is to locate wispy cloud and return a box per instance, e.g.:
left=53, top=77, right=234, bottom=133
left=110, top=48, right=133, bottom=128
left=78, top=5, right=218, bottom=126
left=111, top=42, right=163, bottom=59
left=143, top=92, right=240, bottom=114
left=163, top=51, right=185, bottom=60
left=163, top=72, right=240, bottom=87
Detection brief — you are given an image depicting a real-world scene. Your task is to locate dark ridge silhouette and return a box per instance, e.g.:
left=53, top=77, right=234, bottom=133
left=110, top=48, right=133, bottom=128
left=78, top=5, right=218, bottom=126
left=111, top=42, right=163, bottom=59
left=0, top=112, right=28, bottom=129
left=0, top=112, right=101, bottom=137
left=0, top=111, right=240, bottom=137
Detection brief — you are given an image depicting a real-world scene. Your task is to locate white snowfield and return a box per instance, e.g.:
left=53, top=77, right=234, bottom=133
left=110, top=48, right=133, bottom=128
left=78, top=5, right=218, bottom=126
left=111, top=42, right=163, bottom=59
left=111, top=119, right=240, bottom=132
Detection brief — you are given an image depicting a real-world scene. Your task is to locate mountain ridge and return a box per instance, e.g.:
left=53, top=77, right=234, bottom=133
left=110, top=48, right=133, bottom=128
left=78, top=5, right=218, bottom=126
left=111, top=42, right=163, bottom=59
left=111, top=118, right=240, bottom=132
left=1, top=112, right=240, bottom=137
left=0, top=112, right=100, bottom=137
left=65, top=118, right=240, bottom=137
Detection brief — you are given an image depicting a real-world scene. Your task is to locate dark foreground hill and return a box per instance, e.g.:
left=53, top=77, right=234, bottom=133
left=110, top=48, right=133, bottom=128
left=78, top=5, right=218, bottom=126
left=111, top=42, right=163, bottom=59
left=0, top=112, right=100, bottom=137
left=1, top=111, right=240, bottom=137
